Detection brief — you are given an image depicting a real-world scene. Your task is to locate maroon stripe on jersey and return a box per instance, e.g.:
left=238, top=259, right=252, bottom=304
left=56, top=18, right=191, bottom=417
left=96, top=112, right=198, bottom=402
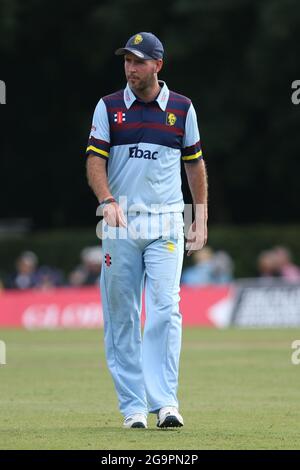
left=108, top=106, right=142, bottom=113
left=108, top=106, right=187, bottom=116
left=182, top=140, right=201, bottom=153
left=88, top=136, right=110, bottom=151
left=168, top=97, right=191, bottom=103
left=165, top=108, right=187, bottom=116
left=111, top=122, right=184, bottom=135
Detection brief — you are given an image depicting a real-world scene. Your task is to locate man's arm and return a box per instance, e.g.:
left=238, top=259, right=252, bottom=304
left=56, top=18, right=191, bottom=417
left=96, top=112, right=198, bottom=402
left=184, top=159, right=208, bottom=255
left=86, top=156, right=127, bottom=227
left=86, top=155, right=112, bottom=203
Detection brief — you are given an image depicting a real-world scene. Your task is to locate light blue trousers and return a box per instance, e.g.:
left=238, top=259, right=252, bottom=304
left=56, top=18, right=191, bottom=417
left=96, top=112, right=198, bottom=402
left=100, top=213, right=184, bottom=418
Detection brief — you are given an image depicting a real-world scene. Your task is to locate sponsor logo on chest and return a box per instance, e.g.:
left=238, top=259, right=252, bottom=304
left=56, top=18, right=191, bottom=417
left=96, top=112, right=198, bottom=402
left=129, top=146, right=158, bottom=160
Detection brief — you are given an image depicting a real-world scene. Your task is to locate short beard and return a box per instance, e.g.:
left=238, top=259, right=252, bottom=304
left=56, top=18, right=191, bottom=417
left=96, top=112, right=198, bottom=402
left=130, top=74, right=156, bottom=93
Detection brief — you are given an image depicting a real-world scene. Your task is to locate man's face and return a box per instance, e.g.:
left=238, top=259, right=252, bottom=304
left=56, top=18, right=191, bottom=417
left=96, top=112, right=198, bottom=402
left=124, top=53, right=162, bottom=92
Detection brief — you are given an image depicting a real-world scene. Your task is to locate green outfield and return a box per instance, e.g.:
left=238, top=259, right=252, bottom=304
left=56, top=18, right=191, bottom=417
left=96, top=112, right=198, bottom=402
left=0, top=327, right=300, bottom=450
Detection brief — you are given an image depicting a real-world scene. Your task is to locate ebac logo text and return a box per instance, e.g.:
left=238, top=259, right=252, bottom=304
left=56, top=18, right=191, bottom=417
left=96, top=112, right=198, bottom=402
left=129, top=146, right=158, bottom=160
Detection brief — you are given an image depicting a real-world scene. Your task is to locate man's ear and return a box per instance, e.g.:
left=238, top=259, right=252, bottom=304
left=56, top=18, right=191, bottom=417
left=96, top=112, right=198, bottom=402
left=156, top=59, right=163, bottom=73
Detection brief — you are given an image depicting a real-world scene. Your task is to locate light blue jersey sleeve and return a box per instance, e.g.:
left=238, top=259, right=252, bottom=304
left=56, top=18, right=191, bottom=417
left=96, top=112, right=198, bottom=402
left=181, top=103, right=203, bottom=163
left=86, top=99, right=111, bottom=160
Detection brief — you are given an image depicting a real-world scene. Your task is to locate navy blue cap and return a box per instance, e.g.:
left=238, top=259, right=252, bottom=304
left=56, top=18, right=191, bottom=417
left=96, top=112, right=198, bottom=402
left=115, top=32, right=164, bottom=60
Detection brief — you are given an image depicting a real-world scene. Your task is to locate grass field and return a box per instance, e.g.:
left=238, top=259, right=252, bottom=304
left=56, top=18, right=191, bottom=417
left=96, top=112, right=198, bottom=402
left=0, top=327, right=300, bottom=450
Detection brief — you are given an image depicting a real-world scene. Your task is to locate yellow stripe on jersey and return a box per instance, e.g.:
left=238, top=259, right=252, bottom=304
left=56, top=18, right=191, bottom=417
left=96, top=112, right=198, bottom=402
left=86, top=145, right=109, bottom=158
left=182, top=150, right=202, bottom=161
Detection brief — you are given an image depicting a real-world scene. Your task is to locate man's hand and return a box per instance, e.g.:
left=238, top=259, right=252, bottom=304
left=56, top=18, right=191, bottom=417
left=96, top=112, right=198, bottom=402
left=103, top=202, right=127, bottom=227
left=186, top=218, right=208, bottom=256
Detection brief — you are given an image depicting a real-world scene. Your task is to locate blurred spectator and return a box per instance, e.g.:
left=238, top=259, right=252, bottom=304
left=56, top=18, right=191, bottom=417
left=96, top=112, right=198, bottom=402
left=211, top=250, right=234, bottom=284
left=6, top=251, right=38, bottom=289
left=181, top=247, right=215, bottom=285
left=257, top=250, right=279, bottom=278
left=273, top=246, right=300, bottom=282
left=69, top=246, right=102, bottom=286
left=35, top=265, right=64, bottom=290
left=257, top=246, right=300, bottom=282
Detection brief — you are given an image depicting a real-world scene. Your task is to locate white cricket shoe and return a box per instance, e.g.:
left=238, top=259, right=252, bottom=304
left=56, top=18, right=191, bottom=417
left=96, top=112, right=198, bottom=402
left=157, top=406, right=184, bottom=428
left=123, top=413, right=147, bottom=429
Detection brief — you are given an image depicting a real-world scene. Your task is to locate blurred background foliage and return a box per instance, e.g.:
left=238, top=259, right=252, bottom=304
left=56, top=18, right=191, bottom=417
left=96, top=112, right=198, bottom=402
left=1, top=225, right=300, bottom=279
left=0, top=0, right=299, bottom=276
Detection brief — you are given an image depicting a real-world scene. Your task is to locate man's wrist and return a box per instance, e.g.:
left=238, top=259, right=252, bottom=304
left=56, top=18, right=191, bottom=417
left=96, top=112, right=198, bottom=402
left=99, top=197, right=116, bottom=208
left=193, top=202, right=208, bottom=215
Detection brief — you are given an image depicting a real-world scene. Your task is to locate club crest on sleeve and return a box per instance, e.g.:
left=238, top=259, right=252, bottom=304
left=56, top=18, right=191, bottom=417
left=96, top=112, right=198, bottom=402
left=114, top=111, right=126, bottom=124
left=166, top=112, right=177, bottom=126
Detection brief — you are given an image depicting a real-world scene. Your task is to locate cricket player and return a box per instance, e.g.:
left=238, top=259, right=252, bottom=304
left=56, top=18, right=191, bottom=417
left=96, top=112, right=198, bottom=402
left=86, top=32, right=208, bottom=428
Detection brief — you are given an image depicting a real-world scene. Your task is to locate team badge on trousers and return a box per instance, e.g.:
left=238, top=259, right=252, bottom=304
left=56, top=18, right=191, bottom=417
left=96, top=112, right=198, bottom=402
left=105, top=253, right=112, bottom=267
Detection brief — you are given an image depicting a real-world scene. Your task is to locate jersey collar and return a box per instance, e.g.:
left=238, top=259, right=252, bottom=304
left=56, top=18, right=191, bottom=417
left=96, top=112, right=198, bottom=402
left=124, top=81, right=169, bottom=111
